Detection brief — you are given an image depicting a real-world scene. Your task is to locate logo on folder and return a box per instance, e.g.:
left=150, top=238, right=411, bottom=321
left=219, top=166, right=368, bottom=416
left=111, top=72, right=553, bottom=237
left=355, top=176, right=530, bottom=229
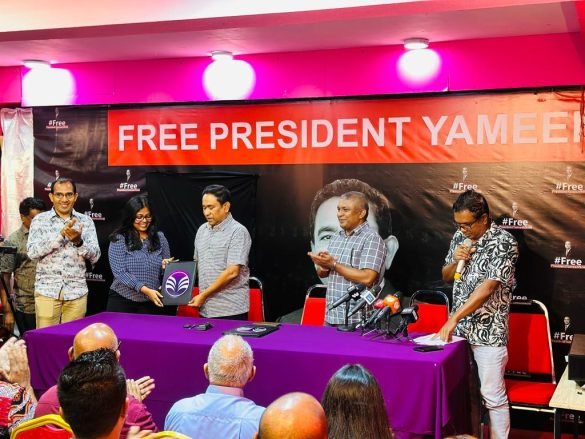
left=164, top=271, right=191, bottom=298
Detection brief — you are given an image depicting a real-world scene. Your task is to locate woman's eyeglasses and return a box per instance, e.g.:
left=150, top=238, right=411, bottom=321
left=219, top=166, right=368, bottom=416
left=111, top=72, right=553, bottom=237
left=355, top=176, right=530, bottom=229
left=135, top=215, right=152, bottom=223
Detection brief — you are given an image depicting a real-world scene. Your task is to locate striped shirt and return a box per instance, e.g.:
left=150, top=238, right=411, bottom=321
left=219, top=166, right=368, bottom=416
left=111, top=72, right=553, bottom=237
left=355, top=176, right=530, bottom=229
left=109, top=232, right=171, bottom=302
left=27, top=209, right=100, bottom=300
left=194, top=213, right=251, bottom=318
left=326, top=222, right=387, bottom=325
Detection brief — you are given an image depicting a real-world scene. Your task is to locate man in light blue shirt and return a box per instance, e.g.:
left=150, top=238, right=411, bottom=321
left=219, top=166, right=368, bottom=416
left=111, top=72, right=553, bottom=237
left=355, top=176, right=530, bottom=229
left=165, top=335, right=264, bottom=439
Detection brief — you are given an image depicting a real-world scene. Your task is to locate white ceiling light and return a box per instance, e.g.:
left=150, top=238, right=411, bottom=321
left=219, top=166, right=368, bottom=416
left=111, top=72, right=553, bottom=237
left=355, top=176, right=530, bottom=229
left=403, top=38, right=429, bottom=50
left=210, top=50, right=234, bottom=61
left=22, top=59, right=51, bottom=69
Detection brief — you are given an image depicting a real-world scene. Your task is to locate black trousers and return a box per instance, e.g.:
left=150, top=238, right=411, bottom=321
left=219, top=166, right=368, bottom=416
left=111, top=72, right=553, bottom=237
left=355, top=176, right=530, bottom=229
left=14, top=310, right=36, bottom=334
left=207, top=312, right=248, bottom=321
left=107, top=290, right=175, bottom=315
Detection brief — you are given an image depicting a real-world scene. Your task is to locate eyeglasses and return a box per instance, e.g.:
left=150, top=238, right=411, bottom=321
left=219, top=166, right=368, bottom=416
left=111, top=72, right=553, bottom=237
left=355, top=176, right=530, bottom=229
left=135, top=215, right=152, bottom=222
left=454, top=217, right=480, bottom=231
left=52, top=192, right=75, bottom=200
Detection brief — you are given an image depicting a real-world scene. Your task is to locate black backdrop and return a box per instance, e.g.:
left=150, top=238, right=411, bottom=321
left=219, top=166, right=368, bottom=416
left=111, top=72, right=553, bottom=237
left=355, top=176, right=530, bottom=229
left=31, top=92, right=585, bottom=378
left=145, top=171, right=258, bottom=262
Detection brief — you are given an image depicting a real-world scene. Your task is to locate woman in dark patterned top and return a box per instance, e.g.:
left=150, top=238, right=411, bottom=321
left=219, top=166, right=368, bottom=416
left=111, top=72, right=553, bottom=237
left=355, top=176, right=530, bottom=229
left=107, top=195, right=174, bottom=314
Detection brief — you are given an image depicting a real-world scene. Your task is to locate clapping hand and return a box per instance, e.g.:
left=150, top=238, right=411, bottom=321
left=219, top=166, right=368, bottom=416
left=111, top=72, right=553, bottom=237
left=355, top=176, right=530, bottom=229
left=61, top=218, right=83, bottom=244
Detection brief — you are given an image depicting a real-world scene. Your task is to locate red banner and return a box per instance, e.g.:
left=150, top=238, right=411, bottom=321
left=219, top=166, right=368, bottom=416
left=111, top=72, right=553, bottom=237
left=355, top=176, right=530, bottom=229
left=108, top=91, right=585, bottom=166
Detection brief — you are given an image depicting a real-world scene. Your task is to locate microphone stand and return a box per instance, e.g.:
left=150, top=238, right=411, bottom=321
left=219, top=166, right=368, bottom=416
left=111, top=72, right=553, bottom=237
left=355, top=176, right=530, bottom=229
left=337, top=301, right=355, bottom=332
left=357, top=307, right=368, bottom=335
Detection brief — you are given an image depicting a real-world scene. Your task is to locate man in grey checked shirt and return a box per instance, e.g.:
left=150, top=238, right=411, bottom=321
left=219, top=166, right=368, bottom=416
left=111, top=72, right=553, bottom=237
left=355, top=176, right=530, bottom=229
left=189, top=185, right=252, bottom=320
left=308, top=191, right=387, bottom=325
left=27, top=178, right=100, bottom=328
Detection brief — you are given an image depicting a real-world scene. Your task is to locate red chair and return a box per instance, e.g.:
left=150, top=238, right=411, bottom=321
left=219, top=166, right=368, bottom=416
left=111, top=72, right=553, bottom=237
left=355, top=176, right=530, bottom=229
left=300, top=284, right=327, bottom=326
left=408, top=290, right=450, bottom=334
left=248, top=276, right=265, bottom=322
left=10, top=414, right=73, bottom=439
left=176, top=276, right=264, bottom=321
left=481, top=300, right=557, bottom=438
left=505, top=300, right=556, bottom=410
left=176, top=287, right=200, bottom=318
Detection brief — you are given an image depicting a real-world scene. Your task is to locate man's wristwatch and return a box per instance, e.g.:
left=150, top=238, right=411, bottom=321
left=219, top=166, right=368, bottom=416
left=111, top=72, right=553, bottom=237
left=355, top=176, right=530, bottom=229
left=74, top=239, right=84, bottom=248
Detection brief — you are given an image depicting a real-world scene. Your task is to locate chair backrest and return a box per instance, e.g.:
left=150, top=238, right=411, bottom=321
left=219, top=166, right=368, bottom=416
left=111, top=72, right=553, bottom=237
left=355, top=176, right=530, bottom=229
left=408, top=303, right=449, bottom=333
left=300, top=284, right=327, bottom=326
left=408, top=290, right=450, bottom=334
left=177, top=277, right=264, bottom=321
left=248, top=276, right=265, bottom=322
left=10, top=414, right=73, bottom=439
left=506, top=300, right=555, bottom=382
left=152, top=431, right=191, bottom=439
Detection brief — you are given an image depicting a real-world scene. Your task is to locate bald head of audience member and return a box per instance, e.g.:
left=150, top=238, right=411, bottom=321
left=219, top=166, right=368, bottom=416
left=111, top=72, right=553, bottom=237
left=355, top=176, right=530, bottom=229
left=68, top=323, right=120, bottom=361
left=255, top=392, right=328, bottom=439
left=204, top=335, right=256, bottom=388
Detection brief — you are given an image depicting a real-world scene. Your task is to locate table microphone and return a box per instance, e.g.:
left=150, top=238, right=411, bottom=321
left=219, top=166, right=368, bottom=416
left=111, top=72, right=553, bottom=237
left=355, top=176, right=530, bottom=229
left=327, top=284, right=366, bottom=311
left=347, top=284, right=383, bottom=317
left=363, top=292, right=402, bottom=328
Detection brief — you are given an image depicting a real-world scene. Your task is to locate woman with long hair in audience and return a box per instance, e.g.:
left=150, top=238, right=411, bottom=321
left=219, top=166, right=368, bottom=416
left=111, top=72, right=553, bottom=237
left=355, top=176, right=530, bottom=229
left=322, top=363, right=393, bottom=439
left=107, top=195, right=174, bottom=314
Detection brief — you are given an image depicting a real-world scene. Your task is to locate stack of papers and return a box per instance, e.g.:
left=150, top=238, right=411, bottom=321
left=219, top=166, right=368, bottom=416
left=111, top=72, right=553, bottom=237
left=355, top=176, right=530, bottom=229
left=413, top=333, right=465, bottom=346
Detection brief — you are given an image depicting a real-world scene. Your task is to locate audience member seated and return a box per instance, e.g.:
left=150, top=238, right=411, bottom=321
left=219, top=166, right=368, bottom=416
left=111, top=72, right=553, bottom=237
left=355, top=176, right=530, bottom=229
left=0, top=338, right=36, bottom=437
left=322, top=364, right=393, bottom=439
left=58, top=348, right=154, bottom=439
left=254, top=392, right=328, bottom=439
left=165, top=334, right=264, bottom=439
left=35, top=323, right=157, bottom=436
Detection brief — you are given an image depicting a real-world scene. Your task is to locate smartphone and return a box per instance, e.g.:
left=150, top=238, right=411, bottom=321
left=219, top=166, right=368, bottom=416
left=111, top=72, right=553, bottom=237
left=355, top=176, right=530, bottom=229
left=194, top=322, right=213, bottom=331
left=414, top=345, right=443, bottom=352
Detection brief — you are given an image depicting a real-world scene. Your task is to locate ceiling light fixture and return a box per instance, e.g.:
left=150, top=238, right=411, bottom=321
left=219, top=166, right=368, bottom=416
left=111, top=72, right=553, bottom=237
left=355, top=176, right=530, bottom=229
left=210, top=51, right=234, bottom=61
left=23, top=59, right=51, bottom=69
left=403, top=38, right=430, bottom=50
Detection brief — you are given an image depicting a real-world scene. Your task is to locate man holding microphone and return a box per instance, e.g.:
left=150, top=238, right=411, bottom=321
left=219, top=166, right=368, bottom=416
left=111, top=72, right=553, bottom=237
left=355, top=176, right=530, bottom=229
left=438, top=190, right=518, bottom=439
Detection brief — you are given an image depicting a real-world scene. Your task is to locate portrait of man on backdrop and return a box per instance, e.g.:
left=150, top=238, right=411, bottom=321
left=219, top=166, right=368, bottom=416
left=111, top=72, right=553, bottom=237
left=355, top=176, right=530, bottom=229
left=308, top=178, right=399, bottom=286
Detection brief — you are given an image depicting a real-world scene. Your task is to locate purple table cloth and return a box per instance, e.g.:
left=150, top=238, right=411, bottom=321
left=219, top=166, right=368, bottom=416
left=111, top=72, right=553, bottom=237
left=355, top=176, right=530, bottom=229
left=25, top=312, right=470, bottom=438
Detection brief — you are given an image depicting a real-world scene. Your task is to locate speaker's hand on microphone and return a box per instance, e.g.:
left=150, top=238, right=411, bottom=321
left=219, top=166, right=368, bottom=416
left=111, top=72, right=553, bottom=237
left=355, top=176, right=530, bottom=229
left=454, top=244, right=472, bottom=263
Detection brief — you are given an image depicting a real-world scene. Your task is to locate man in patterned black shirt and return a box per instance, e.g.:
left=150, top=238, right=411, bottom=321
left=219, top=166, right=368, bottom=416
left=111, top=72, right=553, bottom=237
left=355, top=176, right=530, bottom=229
left=438, top=190, right=518, bottom=439
left=308, top=191, right=386, bottom=326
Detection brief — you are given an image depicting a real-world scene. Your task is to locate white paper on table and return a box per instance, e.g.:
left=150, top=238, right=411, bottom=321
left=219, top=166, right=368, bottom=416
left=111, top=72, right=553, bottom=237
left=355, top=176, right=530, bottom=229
left=413, top=333, right=465, bottom=346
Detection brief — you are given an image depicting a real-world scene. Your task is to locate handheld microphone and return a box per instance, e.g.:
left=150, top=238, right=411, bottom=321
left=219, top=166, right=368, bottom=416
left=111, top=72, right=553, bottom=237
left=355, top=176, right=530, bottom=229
left=347, top=284, right=383, bottom=317
left=454, top=238, right=473, bottom=281
left=328, top=284, right=366, bottom=311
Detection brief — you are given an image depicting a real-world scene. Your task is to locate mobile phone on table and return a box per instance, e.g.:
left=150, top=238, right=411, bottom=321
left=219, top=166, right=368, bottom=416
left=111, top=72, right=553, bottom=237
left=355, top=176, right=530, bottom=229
left=413, top=345, right=443, bottom=352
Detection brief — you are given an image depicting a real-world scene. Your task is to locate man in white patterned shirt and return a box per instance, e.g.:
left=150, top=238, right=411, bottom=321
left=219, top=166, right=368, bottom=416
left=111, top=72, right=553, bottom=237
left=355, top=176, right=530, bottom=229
left=189, top=185, right=252, bottom=320
left=27, top=178, right=100, bottom=328
left=439, top=190, right=518, bottom=439
left=308, top=191, right=387, bottom=326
